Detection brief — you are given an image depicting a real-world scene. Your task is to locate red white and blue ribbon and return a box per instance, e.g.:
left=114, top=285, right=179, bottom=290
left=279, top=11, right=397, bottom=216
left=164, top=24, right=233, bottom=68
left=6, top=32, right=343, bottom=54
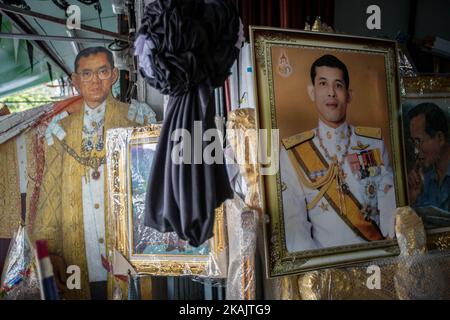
left=35, top=240, right=59, bottom=300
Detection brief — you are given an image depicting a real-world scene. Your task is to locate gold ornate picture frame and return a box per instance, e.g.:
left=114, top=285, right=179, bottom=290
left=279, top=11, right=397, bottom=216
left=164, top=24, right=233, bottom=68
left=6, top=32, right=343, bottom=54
left=250, top=27, right=406, bottom=277
left=106, top=125, right=228, bottom=277
left=401, top=75, right=450, bottom=251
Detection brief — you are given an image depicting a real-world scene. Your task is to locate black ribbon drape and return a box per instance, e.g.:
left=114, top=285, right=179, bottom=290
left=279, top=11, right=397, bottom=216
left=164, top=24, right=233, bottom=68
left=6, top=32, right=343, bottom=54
left=136, top=0, right=241, bottom=247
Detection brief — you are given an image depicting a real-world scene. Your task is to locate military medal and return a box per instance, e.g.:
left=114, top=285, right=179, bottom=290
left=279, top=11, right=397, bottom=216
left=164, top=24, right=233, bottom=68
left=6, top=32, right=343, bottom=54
left=92, top=170, right=101, bottom=180
left=96, top=141, right=104, bottom=151
left=361, top=177, right=381, bottom=222
left=365, top=181, right=377, bottom=198
left=337, top=166, right=350, bottom=194
left=351, top=140, right=369, bottom=151
left=80, top=117, right=105, bottom=181
left=82, top=138, right=93, bottom=152
left=319, top=201, right=329, bottom=211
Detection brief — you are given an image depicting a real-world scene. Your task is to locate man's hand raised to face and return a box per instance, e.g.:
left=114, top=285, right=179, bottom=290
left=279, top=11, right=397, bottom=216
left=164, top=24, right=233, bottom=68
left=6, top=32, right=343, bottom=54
left=407, top=167, right=423, bottom=205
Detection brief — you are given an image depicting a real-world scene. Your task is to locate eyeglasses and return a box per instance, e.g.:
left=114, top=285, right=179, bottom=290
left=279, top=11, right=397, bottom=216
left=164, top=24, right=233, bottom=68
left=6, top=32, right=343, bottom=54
left=76, top=67, right=113, bottom=82
left=409, top=136, right=429, bottom=149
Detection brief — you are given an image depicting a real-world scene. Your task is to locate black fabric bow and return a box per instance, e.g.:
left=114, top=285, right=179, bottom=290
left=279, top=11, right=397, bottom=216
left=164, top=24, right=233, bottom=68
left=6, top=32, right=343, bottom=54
left=136, top=0, right=242, bottom=246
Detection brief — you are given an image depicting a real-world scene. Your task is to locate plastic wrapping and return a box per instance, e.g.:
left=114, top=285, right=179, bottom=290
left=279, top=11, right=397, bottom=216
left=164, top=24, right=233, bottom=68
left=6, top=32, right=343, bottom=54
left=1, top=224, right=40, bottom=300
left=291, top=250, right=450, bottom=300
left=225, top=195, right=259, bottom=299
left=226, top=109, right=260, bottom=209
left=398, top=50, right=417, bottom=78
left=278, top=206, right=450, bottom=300
left=395, top=206, right=427, bottom=255
left=106, top=125, right=228, bottom=278
left=224, top=109, right=261, bottom=299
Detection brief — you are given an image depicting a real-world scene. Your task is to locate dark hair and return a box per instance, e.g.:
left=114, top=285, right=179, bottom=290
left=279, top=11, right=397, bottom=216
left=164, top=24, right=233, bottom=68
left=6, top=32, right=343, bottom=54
left=74, top=47, right=115, bottom=72
left=310, top=54, right=349, bottom=89
left=408, top=102, right=449, bottom=141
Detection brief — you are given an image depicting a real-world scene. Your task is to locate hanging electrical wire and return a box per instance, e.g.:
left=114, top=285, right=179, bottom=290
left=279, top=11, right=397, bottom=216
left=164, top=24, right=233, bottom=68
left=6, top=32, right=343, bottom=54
left=3, top=0, right=30, bottom=10
left=109, top=1, right=133, bottom=52
left=75, top=0, right=99, bottom=5
left=51, top=0, right=70, bottom=13
left=51, top=0, right=101, bottom=16
left=95, top=1, right=102, bottom=28
left=108, top=39, right=129, bottom=51
left=92, top=1, right=105, bottom=47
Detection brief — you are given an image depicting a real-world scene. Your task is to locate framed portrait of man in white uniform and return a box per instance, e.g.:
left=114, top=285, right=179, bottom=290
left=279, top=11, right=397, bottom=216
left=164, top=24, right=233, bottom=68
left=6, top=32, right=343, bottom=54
left=250, top=27, right=407, bottom=277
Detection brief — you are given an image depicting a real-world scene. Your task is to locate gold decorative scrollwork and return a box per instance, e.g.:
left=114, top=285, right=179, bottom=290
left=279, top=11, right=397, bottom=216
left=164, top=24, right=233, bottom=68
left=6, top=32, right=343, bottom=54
left=428, top=234, right=450, bottom=251
left=403, top=75, right=450, bottom=95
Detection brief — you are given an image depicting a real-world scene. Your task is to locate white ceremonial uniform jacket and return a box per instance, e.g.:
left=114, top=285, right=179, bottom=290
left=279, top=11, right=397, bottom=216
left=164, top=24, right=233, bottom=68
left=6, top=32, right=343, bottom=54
left=281, top=121, right=396, bottom=253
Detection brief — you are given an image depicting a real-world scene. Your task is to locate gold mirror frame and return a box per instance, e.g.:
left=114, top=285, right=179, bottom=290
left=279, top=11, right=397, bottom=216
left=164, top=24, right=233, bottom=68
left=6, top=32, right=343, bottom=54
left=106, top=125, right=228, bottom=276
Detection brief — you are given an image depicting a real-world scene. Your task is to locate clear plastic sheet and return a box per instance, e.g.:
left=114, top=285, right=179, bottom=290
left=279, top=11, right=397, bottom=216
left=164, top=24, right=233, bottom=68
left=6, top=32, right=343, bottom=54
left=225, top=195, right=259, bottom=299
left=224, top=109, right=261, bottom=300
left=106, top=126, right=228, bottom=278
left=398, top=50, right=417, bottom=78
left=399, top=49, right=418, bottom=97
left=278, top=207, right=450, bottom=300
left=292, top=250, right=450, bottom=300
left=1, top=224, right=41, bottom=300
left=225, top=109, right=260, bottom=209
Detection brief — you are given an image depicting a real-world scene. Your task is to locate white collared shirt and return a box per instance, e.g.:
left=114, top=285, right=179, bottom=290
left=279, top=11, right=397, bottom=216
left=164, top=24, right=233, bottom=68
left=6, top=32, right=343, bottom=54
left=81, top=100, right=107, bottom=282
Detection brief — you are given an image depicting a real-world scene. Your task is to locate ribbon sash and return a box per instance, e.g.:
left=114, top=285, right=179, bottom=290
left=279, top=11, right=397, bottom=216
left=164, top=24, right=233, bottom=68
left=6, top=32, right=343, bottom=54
left=287, top=140, right=384, bottom=241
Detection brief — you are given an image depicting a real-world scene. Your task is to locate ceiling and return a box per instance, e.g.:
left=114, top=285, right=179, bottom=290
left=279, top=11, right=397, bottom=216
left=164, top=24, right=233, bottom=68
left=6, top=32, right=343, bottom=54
left=0, top=0, right=120, bottom=98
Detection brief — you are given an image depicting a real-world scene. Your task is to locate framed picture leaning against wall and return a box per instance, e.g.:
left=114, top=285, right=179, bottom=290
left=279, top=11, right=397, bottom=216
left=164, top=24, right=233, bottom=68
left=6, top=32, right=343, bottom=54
left=250, top=27, right=406, bottom=277
left=106, top=125, right=228, bottom=277
left=402, top=75, right=450, bottom=248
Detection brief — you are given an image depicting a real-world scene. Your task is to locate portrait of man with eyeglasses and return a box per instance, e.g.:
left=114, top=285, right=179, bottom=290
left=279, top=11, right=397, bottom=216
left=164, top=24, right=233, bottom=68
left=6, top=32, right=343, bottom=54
left=407, top=102, right=450, bottom=214
left=30, top=47, right=149, bottom=300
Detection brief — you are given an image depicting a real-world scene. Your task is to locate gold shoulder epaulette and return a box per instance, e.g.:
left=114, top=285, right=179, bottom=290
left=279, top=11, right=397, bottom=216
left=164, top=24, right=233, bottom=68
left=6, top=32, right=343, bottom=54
left=354, top=126, right=382, bottom=140
left=282, top=130, right=315, bottom=149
